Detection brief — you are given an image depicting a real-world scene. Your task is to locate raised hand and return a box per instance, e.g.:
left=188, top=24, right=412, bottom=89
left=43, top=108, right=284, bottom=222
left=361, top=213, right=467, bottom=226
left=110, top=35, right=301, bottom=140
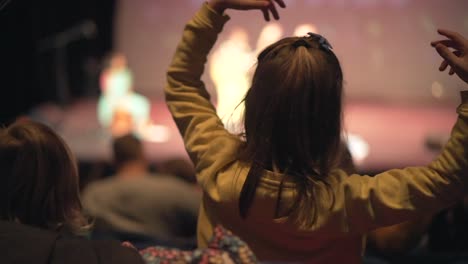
left=208, top=0, right=286, bottom=21
left=431, top=29, right=468, bottom=84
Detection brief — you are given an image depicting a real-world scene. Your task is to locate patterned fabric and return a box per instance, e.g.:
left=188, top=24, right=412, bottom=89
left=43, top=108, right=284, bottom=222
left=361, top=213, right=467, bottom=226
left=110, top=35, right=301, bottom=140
left=129, top=226, right=257, bottom=264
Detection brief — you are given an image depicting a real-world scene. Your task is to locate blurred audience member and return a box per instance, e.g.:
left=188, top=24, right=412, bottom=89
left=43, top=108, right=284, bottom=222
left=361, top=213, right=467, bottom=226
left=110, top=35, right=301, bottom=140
left=0, top=121, right=143, bottom=264
left=82, top=134, right=201, bottom=249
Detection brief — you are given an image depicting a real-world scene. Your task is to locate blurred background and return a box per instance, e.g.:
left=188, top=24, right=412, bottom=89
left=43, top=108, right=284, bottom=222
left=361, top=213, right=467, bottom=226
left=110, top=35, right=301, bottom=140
left=1, top=0, right=468, bottom=174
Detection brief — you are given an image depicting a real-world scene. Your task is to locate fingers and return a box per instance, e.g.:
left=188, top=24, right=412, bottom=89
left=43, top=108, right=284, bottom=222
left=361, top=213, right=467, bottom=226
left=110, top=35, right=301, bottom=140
left=437, top=29, right=466, bottom=45
left=261, top=0, right=283, bottom=21
left=431, top=39, right=459, bottom=49
left=449, top=67, right=455, bottom=75
left=440, top=62, right=456, bottom=75
left=438, top=51, right=461, bottom=71
left=234, top=0, right=270, bottom=10
left=435, top=43, right=461, bottom=67
left=261, top=8, right=270, bottom=21
left=439, top=60, right=449, bottom=71
left=227, top=0, right=286, bottom=22
left=269, top=2, right=280, bottom=20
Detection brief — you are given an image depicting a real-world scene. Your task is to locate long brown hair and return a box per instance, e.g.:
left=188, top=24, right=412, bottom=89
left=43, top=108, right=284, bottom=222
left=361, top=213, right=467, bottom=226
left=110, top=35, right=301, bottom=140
left=238, top=35, right=343, bottom=229
left=0, top=121, right=89, bottom=234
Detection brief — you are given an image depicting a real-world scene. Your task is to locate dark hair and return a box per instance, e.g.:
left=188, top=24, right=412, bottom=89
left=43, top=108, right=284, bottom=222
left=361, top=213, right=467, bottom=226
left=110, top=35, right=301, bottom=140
left=238, top=36, right=344, bottom=229
left=0, top=121, right=89, bottom=233
left=112, top=133, right=144, bottom=167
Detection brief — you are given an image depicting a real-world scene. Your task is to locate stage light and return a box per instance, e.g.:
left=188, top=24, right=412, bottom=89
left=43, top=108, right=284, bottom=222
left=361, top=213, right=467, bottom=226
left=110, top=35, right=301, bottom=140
left=431, top=81, right=444, bottom=99
left=140, top=124, right=170, bottom=143
left=209, top=27, right=252, bottom=132
left=293, top=24, right=318, bottom=36
left=256, top=23, right=284, bottom=53
left=345, top=133, right=370, bottom=165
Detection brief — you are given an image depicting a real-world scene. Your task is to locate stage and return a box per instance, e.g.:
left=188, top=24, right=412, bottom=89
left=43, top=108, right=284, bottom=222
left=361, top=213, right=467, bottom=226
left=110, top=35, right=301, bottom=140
left=30, top=97, right=458, bottom=173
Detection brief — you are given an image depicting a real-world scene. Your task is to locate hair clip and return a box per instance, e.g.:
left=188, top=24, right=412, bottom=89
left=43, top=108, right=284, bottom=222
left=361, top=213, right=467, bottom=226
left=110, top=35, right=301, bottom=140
left=307, top=32, right=333, bottom=50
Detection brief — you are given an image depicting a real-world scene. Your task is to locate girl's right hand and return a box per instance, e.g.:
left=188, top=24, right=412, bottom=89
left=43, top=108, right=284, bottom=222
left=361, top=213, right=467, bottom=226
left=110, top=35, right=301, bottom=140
left=208, top=0, right=286, bottom=21
left=431, top=29, right=468, bottom=84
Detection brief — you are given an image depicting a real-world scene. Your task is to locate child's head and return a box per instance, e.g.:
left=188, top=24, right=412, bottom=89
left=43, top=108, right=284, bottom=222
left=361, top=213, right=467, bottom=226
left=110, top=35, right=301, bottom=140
left=240, top=34, right=344, bottom=225
left=243, top=34, right=343, bottom=175
left=0, top=121, right=88, bottom=233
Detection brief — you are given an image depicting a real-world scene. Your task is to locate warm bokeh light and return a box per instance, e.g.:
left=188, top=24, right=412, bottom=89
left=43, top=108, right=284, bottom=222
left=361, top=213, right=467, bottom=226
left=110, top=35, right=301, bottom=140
left=431, top=81, right=444, bottom=99
left=140, top=123, right=170, bottom=143
left=209, top=27, right=252, bottom=132
left=346, top=133, right=370, bottom=165
left=293, top=23, right=318, bottom=36
left=256, top=23, right=284, bottom=53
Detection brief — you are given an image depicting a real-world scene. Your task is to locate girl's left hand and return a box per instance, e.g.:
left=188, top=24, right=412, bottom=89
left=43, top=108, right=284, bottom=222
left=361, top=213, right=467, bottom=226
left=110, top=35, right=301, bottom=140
left=208, top=0, right=286, bottom=21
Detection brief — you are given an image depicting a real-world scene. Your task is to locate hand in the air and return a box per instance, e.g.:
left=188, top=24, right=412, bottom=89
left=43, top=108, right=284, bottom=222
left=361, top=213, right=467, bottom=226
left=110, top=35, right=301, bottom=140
left=208, top=0, right=286, bottom=21
left=431, top=29, right=468, bottom=84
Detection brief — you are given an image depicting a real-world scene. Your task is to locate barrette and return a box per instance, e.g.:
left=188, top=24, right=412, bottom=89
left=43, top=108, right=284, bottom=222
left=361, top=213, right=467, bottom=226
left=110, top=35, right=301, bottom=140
left=307, top=32, right=333, bottom=50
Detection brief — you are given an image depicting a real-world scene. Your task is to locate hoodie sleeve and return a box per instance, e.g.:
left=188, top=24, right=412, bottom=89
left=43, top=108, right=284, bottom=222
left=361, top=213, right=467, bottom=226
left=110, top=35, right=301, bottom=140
left=327, top=91, right=468, bottom=233
left=165, top=3, right=242, bottom=196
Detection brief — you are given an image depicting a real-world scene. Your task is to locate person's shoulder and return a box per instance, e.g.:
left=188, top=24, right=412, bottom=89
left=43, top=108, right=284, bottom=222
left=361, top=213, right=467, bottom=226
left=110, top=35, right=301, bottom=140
left=83, top=176, right=119, bottom=193
left=81, top=177, right=121, bottom=206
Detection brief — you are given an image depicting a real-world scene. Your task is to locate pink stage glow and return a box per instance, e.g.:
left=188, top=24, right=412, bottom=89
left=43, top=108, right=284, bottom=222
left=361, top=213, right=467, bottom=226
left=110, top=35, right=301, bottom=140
left=115, top=0, right=468, bottom=103
left=32, top=0, right=468, bottom=172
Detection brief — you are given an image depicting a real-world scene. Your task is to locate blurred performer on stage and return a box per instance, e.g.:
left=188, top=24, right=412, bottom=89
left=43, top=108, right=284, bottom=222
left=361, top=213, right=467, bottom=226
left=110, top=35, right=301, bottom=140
left=209, top=27, right=252, bottom=133
left=209, top=24, right=283, bottom=133
left=97, top=53, right=151, bottom=137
